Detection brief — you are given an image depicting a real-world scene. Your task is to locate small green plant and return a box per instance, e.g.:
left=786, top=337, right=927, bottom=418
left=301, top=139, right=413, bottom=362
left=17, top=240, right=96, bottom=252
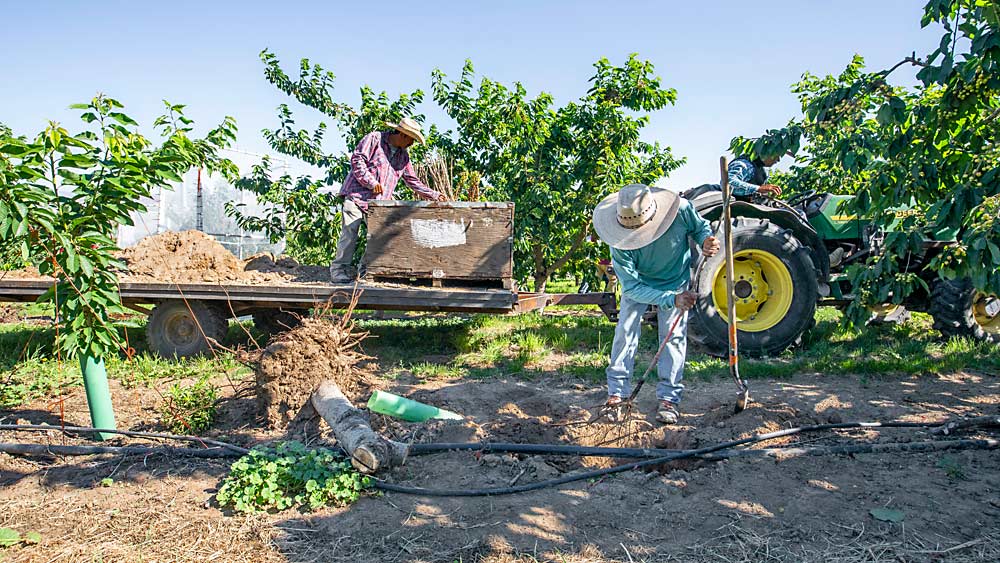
left=99, top=477, right=114, bottom=487
left=216, top=441, right=370, bottom=513
left=937, top=455, right=967, bottom=480
left=159, top=377, right=218, bottom=435
left=0, top=528, right=41, bottom=548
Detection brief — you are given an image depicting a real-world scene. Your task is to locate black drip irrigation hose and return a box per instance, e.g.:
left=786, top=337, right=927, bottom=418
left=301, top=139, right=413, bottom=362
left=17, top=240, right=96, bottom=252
left=3, top=418, right=998, bottom=497
left=0, top=424, right=251, bottom=454
left=373, top=419, right=986, bottom=497
left=408, top=442, right=684, bottom=458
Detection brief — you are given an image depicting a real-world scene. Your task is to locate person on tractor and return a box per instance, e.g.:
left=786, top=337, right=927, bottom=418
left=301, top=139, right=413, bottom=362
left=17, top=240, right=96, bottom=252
left=325, top=118, right=448, bottom=283
left=592, top=183, right=720, bottom=424
left=728, top=153, right=784, bottom=198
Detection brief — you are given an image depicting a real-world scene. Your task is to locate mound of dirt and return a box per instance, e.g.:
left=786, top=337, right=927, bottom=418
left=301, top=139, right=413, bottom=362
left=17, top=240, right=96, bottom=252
left=243, top=252, right=330, bottom=283
left=120, top=230, right=246, bottom=283
left=117, top=230, right=331, bottom=285
left=255, top=317, right=373, bottom=427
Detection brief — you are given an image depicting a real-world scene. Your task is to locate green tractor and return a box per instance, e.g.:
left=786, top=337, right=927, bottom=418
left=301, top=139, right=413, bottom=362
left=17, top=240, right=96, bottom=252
left=681, top=187, right=1000, bottom=357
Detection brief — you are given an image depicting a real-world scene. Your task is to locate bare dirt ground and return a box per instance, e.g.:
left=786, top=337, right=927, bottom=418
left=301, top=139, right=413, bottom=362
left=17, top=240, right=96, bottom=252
left=2, top=368, right=999, bottom=562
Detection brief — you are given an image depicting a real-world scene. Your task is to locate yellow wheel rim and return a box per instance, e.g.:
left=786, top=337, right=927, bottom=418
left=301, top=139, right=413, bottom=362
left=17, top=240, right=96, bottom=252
left=712, top=249, right=794, bottom=332
left=973, top=292, right=1000, bottom=334
left=870, top=303, right=902, bottom=316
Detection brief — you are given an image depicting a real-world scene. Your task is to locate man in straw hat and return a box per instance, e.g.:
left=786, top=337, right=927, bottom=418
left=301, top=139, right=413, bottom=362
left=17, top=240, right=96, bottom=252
left=592, top=183, right=720, bottom=424
left=326, top=117, right=448, bottom=283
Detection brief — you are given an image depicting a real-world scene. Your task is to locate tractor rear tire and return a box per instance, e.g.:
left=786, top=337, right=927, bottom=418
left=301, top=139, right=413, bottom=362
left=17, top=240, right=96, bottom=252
left=689, top=218, right=819, bottom=357
left=146, top=300, right=229, bottom=358
left=929, top=278, right=998, bottom=343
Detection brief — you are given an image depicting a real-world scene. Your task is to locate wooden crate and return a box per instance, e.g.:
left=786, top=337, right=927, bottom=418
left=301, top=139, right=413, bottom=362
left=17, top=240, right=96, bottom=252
left=363, top=201, right=514, bottom=288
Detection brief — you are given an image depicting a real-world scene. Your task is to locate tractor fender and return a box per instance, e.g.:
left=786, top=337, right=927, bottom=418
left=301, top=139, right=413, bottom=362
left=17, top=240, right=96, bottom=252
left=688, top=191, right=831, bottom=284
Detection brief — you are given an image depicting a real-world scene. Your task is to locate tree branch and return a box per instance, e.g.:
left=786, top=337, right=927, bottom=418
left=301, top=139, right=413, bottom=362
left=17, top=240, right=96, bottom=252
left=545, top=222, right=592, bottom=278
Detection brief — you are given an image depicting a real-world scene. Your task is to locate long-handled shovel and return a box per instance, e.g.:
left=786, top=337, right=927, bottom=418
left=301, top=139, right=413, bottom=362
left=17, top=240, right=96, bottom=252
left=720, top=156, right=751, bottom=413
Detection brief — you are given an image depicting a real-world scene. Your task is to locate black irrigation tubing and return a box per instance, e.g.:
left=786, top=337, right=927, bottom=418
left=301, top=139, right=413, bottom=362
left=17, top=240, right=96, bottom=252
left=405, top=419, right=951, bottom=460
left=697, top=438, right=1000, bottom=461
left=0, top=443, right=241, bottom=458
left=0, top=424, right=251, bottom=454
left=372, top=419, right=982, bottom=497
left=408, top=442, right=685, bottom=458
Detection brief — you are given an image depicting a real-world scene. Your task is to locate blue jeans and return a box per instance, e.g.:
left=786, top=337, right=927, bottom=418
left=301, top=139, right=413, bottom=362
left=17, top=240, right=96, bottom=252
left=606, top=295, right=688, bottom=405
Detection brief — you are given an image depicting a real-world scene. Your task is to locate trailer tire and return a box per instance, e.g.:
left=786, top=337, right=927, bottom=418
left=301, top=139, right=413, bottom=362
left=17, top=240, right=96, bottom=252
left=147, top=300, right=229, bottom=358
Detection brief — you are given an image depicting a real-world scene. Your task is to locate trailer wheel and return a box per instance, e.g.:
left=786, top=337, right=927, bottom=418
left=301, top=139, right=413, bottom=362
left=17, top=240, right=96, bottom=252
left=147, top=300, right=229, bottom=358
left=252, top=308, right=307, bottom=335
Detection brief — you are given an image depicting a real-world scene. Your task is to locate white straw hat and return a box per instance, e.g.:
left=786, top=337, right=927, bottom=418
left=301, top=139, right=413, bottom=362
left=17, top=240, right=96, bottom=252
left=385, top=117, right=426, bottom=144
left=591, top=183, right=680, bottom=250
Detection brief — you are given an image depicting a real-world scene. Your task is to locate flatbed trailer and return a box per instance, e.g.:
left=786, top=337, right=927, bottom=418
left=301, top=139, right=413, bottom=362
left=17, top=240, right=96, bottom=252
left=0, top=278, right=615, bottom=358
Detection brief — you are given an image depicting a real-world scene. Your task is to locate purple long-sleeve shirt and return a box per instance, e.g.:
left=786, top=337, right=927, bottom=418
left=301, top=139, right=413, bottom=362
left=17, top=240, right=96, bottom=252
left=337, top=131, right=440, bottom=210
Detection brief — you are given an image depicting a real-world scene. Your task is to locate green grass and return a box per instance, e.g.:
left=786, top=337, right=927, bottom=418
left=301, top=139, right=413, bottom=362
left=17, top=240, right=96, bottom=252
left=0, top=319, right=253, bottom=409
left=1, top=304, right=998, bottom=409
left=356, top=306, right=1000, bottom=385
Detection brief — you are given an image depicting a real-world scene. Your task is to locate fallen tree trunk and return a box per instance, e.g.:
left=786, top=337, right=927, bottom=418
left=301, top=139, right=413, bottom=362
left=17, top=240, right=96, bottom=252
left=311, top=380, right=408, bottom=473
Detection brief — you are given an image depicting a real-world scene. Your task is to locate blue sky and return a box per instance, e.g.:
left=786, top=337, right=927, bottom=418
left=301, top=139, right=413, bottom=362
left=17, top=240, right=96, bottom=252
left=2, top=1, right=940, bottom=188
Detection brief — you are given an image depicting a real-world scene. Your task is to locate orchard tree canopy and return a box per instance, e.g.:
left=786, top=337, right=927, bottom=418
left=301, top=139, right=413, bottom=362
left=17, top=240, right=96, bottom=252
left=432, top=55, right=683, bottom=291
left=0, top=96, right=236, bottom=359
left=733, top=0, right=1000, bottom=324
left=227, top=50, right=439, bottom=264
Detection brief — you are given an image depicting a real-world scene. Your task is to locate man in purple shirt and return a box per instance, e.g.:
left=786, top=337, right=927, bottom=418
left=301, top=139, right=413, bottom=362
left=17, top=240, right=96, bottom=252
left=328, top=117, right=446, bottom=283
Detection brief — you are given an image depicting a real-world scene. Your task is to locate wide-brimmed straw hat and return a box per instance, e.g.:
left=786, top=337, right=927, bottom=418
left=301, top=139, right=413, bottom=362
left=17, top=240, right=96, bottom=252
left=592, top=183, right=680, bottom=250
left=385, top=117, right=426, bottom=144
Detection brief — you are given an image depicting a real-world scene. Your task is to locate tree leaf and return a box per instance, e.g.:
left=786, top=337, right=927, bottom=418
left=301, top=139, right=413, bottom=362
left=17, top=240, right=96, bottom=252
left=870, top=508, right=905, bottom=522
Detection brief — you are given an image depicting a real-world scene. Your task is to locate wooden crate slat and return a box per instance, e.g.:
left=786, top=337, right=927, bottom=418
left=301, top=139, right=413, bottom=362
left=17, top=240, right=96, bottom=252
left=363, top=202, right=514, bottom=282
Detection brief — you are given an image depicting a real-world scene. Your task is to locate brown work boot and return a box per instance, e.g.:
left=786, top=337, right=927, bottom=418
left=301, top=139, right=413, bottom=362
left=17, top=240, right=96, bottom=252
left=656, top=401, right=680, bottom=425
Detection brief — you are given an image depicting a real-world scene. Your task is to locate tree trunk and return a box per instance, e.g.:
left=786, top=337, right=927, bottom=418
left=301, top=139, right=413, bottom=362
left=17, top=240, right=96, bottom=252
left=534, top=272, right=548, bottom=294
left=311, top=381, right=408, bottom=473
left=530, top=223, right=590, bottom=294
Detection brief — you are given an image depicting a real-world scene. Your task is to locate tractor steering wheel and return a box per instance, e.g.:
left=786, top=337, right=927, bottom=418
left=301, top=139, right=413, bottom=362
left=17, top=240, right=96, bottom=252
left=786, top=189, right=819, bottom=208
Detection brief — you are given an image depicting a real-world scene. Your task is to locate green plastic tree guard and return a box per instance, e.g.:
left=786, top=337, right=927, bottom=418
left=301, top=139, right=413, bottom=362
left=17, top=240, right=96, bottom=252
left=80, top=354, right=116, bottom=440
left=367, top=390, right=463, bottom=422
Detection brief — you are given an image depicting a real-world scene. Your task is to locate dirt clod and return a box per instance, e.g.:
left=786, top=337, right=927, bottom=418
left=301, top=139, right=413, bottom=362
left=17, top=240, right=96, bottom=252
left=255, top=317, right=373, bottom=427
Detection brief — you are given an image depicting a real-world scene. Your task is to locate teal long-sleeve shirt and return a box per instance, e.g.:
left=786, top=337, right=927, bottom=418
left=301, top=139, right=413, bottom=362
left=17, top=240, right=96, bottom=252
left=611, top=199, right=713, bottom=309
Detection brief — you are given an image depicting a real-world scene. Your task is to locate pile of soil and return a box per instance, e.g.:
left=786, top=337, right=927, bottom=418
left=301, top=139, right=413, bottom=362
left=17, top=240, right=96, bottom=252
left=242, top=253, right=329, bottom=284
left=2, top=230, right=333, bottom=285
left=255, top=316, right=373, bottom=427
left=114, top=230, right=328, bottom=285
left=120, top=230, right=247, bottom=283
left=0, top=266, right=47, bottom=280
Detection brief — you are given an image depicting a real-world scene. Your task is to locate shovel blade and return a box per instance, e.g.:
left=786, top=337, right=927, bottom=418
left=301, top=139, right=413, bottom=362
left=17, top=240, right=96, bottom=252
left=734, top=386, right=750, bottom=414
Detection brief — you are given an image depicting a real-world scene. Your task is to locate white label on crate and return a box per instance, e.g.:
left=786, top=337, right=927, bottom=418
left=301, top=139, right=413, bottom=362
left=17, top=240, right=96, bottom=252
left=410, top=218, right=467, bottom=248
